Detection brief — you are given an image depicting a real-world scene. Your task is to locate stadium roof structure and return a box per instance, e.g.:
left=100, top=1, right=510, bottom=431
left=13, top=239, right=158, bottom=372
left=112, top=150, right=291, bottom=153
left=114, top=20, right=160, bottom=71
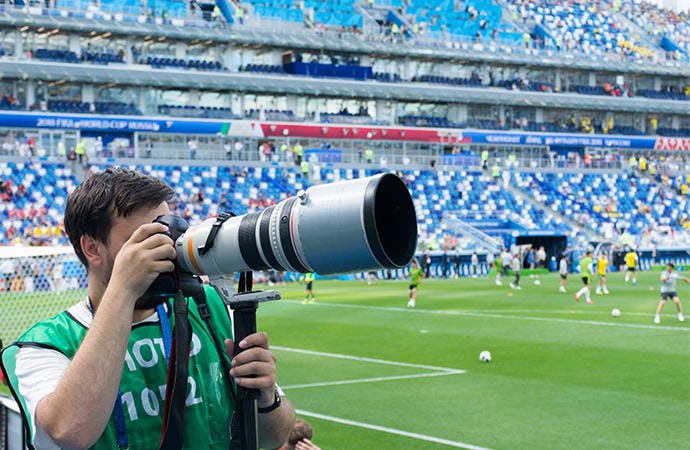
left=3, top=59, right=689, bottom=116
left=2, top=8, right=690, bottom=79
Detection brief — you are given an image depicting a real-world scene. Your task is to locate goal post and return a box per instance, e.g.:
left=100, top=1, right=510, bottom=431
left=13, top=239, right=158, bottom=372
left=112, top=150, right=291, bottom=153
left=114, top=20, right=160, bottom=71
left=0, top=246, right=87, bottom=345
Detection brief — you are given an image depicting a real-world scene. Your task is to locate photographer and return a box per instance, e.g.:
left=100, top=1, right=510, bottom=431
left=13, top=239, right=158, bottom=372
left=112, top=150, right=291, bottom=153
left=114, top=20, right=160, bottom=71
left=1, top=167, right=295, bottom=449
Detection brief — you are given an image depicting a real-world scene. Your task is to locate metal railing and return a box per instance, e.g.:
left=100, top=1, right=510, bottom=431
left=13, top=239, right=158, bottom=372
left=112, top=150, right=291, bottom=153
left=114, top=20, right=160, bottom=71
left=0, top=394, right=26, bottom=450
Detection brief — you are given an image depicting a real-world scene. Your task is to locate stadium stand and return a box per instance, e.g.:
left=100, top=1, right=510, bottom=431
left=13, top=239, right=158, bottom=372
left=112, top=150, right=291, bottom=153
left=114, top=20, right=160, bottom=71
left=243, top=63, right=287, bottom=74
left=38, top=100, right=142, bottom=116
left=33, top=48, right=81, bottom=64
left=620, top=0, right=690, bottom=58
left=406, top=0, right=503, bottom=43
left=308, top=0, right=362, bottom=28
left=246, top=0, right=306, bottom=24
left=159, top=104, right=235, bottom=119
left=1, top=0, right=690, bottom=258
left=0, top=162, right=71, bottom=247
left=1, top=0, right=689, bottom=129
left=2, top=160, right=688, bottom=253
left=504, top=0, right=657, bottom=59
left=146, top=56, right=225, bottom=71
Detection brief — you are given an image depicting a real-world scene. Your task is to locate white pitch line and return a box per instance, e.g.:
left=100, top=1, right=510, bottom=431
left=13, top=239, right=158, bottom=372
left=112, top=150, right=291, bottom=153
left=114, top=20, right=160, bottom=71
left=282, top=300, right=689, bottom=331
left=272, top=345, right=463, bottom=372
left=466, top=308, right=670, bottom=317
left=282, top=370, right=465, bottom=390
left=295, top=409, right=493, bottom=450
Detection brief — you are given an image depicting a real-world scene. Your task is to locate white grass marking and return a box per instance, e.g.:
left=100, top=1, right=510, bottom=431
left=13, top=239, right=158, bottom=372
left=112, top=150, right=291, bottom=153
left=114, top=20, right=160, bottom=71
left=272, top=345, right=462, bottom=372
left=282, top=371, right=465, bottom=389
left=283, top=300, right=688, bottom=331
left=273, top=345, right=465, bottom=390
left=468, top=308, right=680, bottom=318
left=295, top=409, right=493, bottom=450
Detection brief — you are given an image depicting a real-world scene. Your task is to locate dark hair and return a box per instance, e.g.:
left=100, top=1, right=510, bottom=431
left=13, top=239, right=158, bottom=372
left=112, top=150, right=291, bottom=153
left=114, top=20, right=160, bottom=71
left=287, top=418, right=313, bottom=446
left=64, top=167, right=175, bottom=268
left=667, top=262, right=675, bottom=269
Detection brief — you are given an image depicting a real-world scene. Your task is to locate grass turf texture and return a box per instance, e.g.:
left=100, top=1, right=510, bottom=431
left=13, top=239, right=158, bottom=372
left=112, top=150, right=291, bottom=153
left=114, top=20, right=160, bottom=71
left=263, top=271, right=689, bottom=450
left=2, top=271, right=688, bottom=448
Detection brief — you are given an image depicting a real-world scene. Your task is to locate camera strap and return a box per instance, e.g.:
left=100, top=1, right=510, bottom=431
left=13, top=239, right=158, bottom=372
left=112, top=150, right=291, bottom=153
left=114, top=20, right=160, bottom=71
left=159, top=289, right=191, bottom=450
left=199, top=212, right=234, bottom=256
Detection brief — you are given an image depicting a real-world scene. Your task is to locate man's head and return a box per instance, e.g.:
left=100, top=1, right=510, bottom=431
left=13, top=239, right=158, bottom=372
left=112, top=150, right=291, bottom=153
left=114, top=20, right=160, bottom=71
left=64, top=167, right=175, bottom=269
left=667, top=262, right=675, bottom=272
left=284, top=418, right=313, bottom=450
left=411, top=260, right=418, bottom=268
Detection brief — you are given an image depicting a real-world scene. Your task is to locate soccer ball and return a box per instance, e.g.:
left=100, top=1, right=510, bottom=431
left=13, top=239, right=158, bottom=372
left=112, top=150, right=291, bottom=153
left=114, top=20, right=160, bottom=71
left=479, top=350, right=492, bottom=363
left=611, top=308, right=621, bottom=318
left=534, top=279, right=541, bottom=285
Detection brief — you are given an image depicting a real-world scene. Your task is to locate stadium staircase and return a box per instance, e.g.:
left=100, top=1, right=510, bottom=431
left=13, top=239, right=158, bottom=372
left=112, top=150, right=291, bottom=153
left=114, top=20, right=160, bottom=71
left=441, top=213, right=503, bottom=254
left=194, top=0, right=233, bottom=22
left=505, top=172, right=605, bottom=245
left=500, top=3, right=532, bottom=44
left=357, top=1, right=384, bottom=31
left=261, top=171, right=290, bottom=194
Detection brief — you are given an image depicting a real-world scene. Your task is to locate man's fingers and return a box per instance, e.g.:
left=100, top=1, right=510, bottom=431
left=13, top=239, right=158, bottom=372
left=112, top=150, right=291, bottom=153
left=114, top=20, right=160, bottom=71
left=129, top=223, right=170, bottom=244
left=226, top=334, right=276, bottom=389
left=147, top=241, right=177, bottom=262
left=231, top=347, right=276, bottom=369
left=230, top=362, right=270, bottom=378
left=239, top=332, right=270, bottom=350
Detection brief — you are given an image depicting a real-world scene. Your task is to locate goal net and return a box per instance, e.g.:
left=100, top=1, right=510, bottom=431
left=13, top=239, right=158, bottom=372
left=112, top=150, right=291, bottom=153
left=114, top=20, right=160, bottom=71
left=1, top=246, right=86, bottom=345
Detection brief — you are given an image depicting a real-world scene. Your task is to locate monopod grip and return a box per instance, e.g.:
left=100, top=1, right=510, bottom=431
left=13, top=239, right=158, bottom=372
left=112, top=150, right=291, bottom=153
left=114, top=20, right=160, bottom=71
left=231, top=301, right=260, bottom=399
left=229, top=300, right=260, bottom=450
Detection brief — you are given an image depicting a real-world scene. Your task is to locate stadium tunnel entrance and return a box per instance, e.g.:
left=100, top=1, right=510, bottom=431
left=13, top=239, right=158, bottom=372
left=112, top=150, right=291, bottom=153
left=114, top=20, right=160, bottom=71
left=79, top=130, right=134, bottom=157
left=515, top=234, right=567, bottom=271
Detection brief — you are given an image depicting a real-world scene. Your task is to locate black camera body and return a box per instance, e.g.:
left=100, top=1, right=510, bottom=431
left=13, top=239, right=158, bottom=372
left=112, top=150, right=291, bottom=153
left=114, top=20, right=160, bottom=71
left=144, top=214, right=203, bottom=297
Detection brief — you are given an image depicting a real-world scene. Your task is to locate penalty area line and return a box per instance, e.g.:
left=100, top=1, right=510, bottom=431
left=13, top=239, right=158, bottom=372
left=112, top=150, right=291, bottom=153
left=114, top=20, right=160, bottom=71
left=282, top=370, right=465, bottom=390
left=272, top=345, right=464, bottom=373
left=295, top=409, right=493, bottom=450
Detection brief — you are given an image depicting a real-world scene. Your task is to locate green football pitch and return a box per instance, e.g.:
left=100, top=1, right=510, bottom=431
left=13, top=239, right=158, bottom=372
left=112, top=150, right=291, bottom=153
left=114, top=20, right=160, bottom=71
left=2, top=271, right=689, bottom=449
left=262, top=271, right=689, bottom=450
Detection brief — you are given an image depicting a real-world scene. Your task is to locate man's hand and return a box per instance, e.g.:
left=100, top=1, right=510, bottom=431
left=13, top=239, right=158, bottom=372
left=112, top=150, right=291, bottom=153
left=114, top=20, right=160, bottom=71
left=295, top=438, right=322, bottom=450
left=225, top=332, right=277, bottom=404
left=109, top=222, right=176, bottom=302
left=225, top=333, right=295, bottom=449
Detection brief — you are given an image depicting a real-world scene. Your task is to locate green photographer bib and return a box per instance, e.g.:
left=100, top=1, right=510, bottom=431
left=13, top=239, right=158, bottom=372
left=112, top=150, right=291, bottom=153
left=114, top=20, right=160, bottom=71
left=7, top=285, right=234, bottom=450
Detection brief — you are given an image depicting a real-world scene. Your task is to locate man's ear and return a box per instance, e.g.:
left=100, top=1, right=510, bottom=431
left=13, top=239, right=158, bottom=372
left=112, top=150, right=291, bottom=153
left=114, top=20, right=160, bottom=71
left=80, top=235, right=105, bottom=267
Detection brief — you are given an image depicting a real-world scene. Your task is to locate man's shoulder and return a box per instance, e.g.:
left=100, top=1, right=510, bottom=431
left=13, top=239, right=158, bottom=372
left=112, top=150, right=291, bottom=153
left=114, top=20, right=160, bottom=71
left=16, top=303, right=87, bottom=354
